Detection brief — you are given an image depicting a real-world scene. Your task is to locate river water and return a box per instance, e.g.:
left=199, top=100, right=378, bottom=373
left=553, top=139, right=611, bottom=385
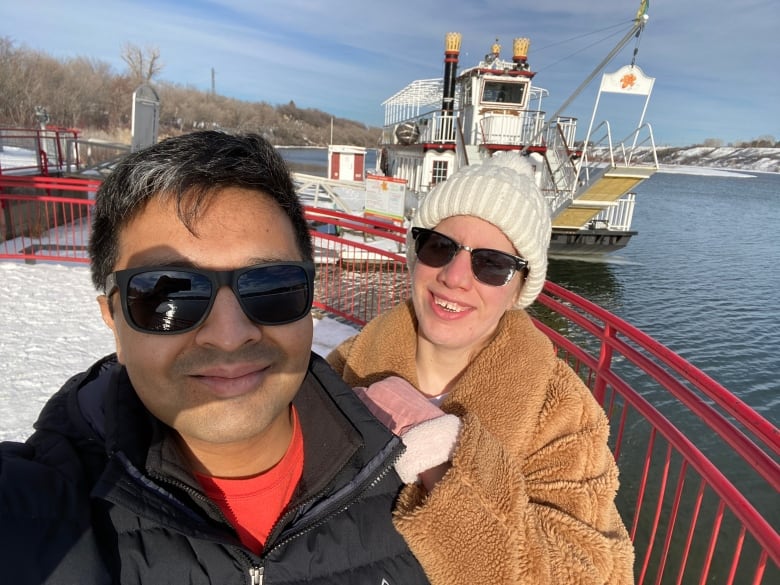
left=549, top=170, right=780, bottom=422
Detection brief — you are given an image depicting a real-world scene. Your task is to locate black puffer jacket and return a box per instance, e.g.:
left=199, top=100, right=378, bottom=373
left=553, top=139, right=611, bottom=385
left=0, top=353, right=429, bottom=585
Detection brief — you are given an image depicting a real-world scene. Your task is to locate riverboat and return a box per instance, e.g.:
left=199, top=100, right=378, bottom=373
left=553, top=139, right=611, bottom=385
left=296, top=2, right=660, bottom=256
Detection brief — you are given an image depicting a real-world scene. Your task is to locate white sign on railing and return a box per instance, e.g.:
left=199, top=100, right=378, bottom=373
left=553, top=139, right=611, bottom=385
left=364, top=174, right=407, bottom=225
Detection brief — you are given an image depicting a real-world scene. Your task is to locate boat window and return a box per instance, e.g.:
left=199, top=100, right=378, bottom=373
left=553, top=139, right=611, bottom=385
left=431, top=160, right=449, bottom=185
left=482, top=81, right=525, bottom=105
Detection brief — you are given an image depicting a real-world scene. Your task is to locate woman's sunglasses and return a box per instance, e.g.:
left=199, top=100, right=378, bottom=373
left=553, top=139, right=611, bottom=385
left=412, top=227, right=527, bottom=287
left=105, top=262, right=315, bottom=334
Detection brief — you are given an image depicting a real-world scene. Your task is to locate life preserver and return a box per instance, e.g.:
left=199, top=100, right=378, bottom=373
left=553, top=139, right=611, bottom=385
left=394, top=122, right=420, bottom=145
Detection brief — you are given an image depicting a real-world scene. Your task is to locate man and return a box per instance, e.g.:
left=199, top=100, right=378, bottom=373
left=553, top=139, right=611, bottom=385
left=0, top=131, right=430, bottom=584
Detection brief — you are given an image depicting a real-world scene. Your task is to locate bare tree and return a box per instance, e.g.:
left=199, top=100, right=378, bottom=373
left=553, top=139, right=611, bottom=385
left=0, top=38, right=45, bottom=126
left=121, top=43, right=163, bottom=84
left=753, top=135, right=776, bottom=147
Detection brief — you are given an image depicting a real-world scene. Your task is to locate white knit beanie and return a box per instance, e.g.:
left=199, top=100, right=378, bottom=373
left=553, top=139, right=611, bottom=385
left=407, top=152, right=551, bottom=308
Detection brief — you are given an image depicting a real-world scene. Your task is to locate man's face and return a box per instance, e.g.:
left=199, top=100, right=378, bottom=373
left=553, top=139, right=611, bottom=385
left=98, top=187, right=313, bottom=475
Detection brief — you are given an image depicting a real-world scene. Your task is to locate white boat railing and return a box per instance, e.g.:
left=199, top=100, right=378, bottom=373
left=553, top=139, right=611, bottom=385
left=620, top=123, right=659, bottom=168
left=579, top=121, right=659, bottom=184
left=478, top=110, right=545, bottom=146
left=549, top=116, right=579, bottom=149
left=581, top=120, right=617, bottom=172
left=381, top=111, right=458, bottom=146
left=384, top=108, right=554, bottom=150
left=540, top=127, right=579, bottom=218
left=587, top=193, right=637, bottom=232
left=418, top=111, right=457, bottom=144
left=292, top=172, right=362, bottom=214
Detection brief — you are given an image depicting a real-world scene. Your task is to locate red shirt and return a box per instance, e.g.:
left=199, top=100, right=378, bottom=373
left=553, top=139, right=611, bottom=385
left=196, top=407, right=304, bottom=554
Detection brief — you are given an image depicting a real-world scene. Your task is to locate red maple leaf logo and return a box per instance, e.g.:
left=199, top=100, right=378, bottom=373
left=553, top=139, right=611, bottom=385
left=620, top=73, right=637, bottom=89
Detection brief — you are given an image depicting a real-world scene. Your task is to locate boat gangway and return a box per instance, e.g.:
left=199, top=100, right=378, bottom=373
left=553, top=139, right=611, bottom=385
left=552, top=119, right=660, bottom=232
left=1, top=177, right=778, bottom=584
left=292, top=171, right=364, bottom=215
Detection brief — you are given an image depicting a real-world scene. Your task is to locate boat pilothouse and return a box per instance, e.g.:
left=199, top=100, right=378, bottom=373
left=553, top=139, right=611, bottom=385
left=380, top=6, right=658, bottom=255
left=450, top=36, right=569, bottom=156
left=380, top=34, right=556, bottom=195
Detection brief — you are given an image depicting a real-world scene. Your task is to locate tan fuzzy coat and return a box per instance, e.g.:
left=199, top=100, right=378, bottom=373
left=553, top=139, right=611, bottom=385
left=328, top=301, right=635, bottom=585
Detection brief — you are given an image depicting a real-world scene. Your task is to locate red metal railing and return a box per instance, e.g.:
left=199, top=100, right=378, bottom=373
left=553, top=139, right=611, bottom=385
left=1, top=179, right=778, bottom=584
left=534, top=284, right=778, bottom=584
left=1, top=176, right=99, bottom=262
left=306, top=206, right=410, bottom=324
left=0, top=127, right=81, bottom=175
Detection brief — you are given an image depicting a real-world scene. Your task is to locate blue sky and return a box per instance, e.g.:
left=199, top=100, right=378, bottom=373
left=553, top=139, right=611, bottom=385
left=2, top=0, right=777, bottom=146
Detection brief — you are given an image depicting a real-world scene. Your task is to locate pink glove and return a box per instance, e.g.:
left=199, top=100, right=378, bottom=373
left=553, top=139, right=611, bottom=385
left=354, top=377, right=461, bottom=485
left=353, top=376, right=444, bottom=435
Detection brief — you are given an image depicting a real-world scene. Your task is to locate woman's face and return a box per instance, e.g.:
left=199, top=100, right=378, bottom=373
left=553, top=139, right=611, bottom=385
left=411, top=215, right=524, bottom=357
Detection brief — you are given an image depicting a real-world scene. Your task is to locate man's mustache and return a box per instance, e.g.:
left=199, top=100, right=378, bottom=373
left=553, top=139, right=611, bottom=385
left=172, top=344, right=285, bottom=375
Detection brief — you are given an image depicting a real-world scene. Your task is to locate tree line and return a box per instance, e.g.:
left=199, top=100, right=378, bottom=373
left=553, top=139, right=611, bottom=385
left=699, top=137, right=778, bottom=148
left=0, top=38, right=382, bottom=147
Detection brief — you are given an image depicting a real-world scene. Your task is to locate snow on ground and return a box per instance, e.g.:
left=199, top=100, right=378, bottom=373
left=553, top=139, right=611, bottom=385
left=660, top=146, right=780, bottom=174
left=656, top=164, right=754, bottom=177
left=0, top=261, right=358, bottom=443
left=0, top=145, right=39, bottom=171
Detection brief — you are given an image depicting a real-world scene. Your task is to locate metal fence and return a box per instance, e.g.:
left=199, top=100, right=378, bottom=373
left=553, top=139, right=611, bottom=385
left=0, top=127, right=81, bottom=175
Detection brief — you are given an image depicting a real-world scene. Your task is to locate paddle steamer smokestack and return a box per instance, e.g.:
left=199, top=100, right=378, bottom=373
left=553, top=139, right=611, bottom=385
left=513, top=37, right=530, bottom=70
left=442, top=32, right=462, bottom=113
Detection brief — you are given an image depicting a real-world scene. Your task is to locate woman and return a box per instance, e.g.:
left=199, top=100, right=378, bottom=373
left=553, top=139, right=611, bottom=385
left=327, top=153, right=635, bottom=584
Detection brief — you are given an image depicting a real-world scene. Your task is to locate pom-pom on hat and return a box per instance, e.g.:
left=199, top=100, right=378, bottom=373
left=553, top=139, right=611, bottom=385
left=407, top=152, right=551, bottom=309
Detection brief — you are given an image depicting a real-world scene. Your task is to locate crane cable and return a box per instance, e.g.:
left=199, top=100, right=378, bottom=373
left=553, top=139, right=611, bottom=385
left=522, top=7, right=649, bottom=152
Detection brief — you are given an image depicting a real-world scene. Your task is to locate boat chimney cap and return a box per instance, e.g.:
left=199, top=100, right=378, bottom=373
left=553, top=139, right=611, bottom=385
left=445, top=32, right=462, bottom=53
left=513, top=37, right=530, bottom=62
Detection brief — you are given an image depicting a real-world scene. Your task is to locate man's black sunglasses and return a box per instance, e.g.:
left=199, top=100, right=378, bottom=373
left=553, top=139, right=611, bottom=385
left=412, top=227, right=527, bottom=287
left=105, top=262, right=315, bottom=334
